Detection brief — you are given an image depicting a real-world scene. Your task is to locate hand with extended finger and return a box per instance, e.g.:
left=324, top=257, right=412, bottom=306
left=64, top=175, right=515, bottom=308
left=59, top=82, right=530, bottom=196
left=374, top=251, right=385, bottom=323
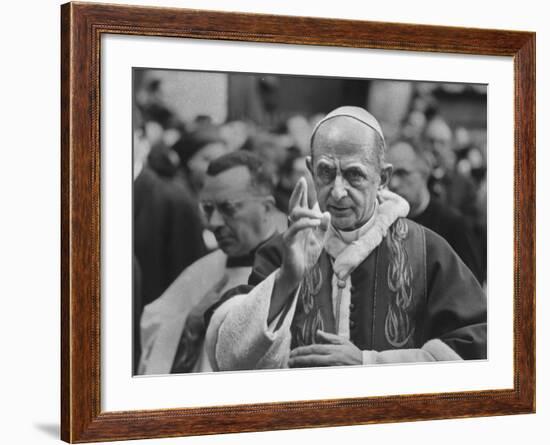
left=267, top=178, right=330, bottom=323
left=279, top=177, right=330, bottom=290
left=288, top=330, right=362, bottom=368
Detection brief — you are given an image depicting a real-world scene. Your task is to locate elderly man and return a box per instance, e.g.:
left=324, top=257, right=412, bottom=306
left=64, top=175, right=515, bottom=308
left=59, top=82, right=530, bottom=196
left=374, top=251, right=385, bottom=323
left=423, top=117, right=478, bottom=222
left=205, top=106, right=486, bottom=371
left=386, top=140, right=484, bottom=284
left=138, top=151, right=283, bottom=375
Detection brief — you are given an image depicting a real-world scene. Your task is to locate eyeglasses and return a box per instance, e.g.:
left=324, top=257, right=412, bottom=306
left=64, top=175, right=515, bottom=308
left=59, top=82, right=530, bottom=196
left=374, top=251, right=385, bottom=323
left=392, top=168, right=414, bottom=178
left=199, top=196, right=268, bottom=221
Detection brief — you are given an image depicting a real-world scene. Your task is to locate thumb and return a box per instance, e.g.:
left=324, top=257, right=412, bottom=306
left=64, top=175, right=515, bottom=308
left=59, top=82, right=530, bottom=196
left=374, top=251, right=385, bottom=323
left=316, top=330, right=345, bottom=345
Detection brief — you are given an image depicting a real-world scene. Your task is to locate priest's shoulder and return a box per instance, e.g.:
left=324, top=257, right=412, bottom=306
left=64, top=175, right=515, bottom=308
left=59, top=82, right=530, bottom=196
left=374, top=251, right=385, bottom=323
left=402, top=217, right=476, bottom=278
left=397, top=218, right=464, bottom=262
left=179, top=248, right=227, bottom=280
left=398, top=218, right=450, bottom=246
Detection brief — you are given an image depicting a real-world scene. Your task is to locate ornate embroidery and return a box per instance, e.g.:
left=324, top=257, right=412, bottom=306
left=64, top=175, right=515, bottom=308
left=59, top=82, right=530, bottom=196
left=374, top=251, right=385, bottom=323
left=384, top=218, right=414, bottom=347
left=293, top=262, right=324, bottom=347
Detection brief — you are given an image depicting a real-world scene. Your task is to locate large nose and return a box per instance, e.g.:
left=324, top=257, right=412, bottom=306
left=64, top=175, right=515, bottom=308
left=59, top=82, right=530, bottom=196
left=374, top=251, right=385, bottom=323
left=330, top=174, right=348, bottom=201
left=206, top=207, right=225, bottom=230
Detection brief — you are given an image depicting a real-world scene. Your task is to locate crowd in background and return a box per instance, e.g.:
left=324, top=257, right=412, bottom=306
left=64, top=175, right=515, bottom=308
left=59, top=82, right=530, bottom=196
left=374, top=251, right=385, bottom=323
left=133, top=72, right=488, bottom=373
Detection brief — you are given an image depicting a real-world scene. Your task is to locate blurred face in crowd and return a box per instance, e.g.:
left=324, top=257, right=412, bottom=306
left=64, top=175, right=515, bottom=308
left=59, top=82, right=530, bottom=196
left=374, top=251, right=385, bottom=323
left=401, top=110, right=427, bottom=141
left=308, top=117, right=390, bottom=231
left=252, top=134, right=289, bottom=172
left=424, top=118, right=455, bottom=172
left=199, top=166, right=274, bottom=257
left=187, top=142, right=227, bottom=190
left=387, top=142, right=429, bottom=215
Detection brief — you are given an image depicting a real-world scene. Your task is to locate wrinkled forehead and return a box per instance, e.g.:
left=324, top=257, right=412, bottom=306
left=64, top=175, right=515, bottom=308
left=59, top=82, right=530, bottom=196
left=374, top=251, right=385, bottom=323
left=200, top=165, right=253, bottom=200
left=311, top=116, right=380, bottom=166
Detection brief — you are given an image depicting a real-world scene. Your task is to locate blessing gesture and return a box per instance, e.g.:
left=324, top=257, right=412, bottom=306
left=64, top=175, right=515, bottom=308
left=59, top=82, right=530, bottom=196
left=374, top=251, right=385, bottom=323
left=268, top=177, right=330, bottom=322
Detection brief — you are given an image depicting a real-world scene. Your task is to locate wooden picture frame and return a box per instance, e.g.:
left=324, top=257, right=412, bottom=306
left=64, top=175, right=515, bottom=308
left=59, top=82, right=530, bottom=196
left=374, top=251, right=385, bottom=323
left=61, top=1, right=535, bottom=442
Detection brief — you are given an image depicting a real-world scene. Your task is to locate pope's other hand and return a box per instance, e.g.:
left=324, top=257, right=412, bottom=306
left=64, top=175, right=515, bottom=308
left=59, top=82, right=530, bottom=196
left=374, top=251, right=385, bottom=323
left=288, top=330, right=362, bottom=368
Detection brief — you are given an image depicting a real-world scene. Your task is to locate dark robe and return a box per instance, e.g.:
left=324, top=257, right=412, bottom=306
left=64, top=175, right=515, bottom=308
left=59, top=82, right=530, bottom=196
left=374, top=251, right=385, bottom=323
left=429, top=169, right=478, bottom=223
left=411, top=198, right=484, bottom=284
left=134, top=166, right=206, bottom=308
left=210, top=218, right=486, bottom=362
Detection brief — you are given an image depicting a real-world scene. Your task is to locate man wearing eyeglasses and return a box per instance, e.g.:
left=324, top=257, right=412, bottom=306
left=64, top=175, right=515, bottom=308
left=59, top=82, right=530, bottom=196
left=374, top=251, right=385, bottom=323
left=138, top=151, right=283, bottom=374
left=205, top=106, right=486, bottom=371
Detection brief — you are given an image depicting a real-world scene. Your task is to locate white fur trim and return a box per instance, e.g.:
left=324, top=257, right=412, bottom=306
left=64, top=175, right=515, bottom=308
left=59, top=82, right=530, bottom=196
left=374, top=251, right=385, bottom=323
left=332, top=189, right=409, bottom=280
left=362, top=350, right=378, bottom=364
left=205, top=270, right=301, bottom=371
left=360, top=340, right=462, bottom=365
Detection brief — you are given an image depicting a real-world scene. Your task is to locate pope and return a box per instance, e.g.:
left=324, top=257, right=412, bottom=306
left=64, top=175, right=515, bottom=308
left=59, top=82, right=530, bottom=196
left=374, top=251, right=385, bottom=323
left=205, top=106, right=487, bottom=371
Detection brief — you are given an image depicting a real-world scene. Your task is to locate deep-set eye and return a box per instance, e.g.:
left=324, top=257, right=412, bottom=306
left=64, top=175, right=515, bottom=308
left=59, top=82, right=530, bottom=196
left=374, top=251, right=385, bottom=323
left=218, top=201, right=239, bottom=218
left=316, top=164, right=336, bottom=183
left=343, top=168, right=366, bottom=186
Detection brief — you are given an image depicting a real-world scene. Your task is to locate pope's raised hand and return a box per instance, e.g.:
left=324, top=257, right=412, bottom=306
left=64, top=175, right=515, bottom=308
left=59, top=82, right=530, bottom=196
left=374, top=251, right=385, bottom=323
left=279, top=177, right=330, bottom=290
left=268, top=178, right=330, bottom=323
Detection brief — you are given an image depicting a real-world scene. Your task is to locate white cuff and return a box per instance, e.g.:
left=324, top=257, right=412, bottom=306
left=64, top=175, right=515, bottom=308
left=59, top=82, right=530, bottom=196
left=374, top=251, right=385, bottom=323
left=361, top=340, right=462, bottom=365
left=362, top=350, right=378, bottom=365
left=421, top=339, right=462, bottom=361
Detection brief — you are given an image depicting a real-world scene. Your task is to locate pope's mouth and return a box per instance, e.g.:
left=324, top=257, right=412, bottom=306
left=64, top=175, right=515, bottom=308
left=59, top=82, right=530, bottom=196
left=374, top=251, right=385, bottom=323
left=328, top=205, right=353, bottom=216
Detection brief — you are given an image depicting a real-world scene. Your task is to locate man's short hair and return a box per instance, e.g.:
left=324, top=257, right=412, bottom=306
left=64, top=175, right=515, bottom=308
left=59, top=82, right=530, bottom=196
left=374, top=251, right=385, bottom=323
left=206, top=151, right=275, bottom=195
left=390, top=138, right=433, bottom=178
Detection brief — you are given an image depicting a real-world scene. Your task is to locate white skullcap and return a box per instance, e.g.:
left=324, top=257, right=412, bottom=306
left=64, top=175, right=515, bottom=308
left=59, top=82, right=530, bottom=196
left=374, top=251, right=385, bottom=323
left=310, top=106, right=385, bottom=148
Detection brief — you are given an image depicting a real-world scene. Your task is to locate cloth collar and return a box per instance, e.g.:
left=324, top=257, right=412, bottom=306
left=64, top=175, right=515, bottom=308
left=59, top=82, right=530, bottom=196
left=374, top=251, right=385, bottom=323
left=324, top=200, right=379, bottom=259
left=322, top=189, right=410, bottom=281
left=225, top=252, right=256, bottom=269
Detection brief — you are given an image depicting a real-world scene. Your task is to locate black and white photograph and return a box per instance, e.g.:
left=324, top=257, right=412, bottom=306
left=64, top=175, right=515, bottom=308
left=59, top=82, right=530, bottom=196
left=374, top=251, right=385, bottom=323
left=133, top=69, right=488, bottom=376
left=2, top=0, right=545, bottom=442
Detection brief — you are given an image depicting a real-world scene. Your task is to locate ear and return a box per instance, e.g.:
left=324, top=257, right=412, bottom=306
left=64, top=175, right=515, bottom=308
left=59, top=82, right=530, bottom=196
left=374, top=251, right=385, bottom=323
left=379, top=163, right=393, bottom=189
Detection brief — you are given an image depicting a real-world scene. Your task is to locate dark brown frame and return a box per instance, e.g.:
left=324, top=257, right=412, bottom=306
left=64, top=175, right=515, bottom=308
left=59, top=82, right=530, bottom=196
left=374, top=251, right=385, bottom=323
left=61, top=1, right=536, bottom=442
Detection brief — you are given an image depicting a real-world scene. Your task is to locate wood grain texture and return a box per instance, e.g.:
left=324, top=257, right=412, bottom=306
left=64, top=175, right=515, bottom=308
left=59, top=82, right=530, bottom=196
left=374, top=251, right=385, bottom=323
left=60, top=1, right=536, bottom=442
